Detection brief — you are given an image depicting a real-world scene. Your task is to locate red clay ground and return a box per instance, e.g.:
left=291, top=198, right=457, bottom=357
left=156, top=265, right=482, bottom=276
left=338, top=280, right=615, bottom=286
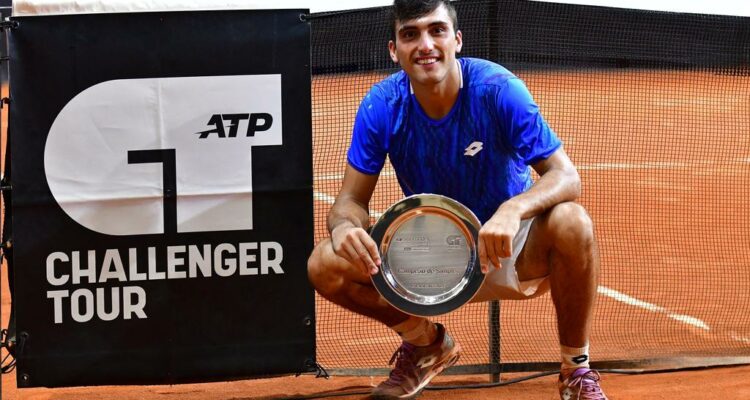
left=3, top=68, right=750, bottom=399
left=313, top=70, right=750, bottom=369
left=2, top=353, right=750, bottom=400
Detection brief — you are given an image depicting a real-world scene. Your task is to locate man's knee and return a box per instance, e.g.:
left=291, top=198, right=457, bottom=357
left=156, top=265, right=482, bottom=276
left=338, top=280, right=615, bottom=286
left=546, top=202, right=596, bottom=252
left=307, top=240, right=346, bottom=298
left=308, top=241, right=332, bottom=289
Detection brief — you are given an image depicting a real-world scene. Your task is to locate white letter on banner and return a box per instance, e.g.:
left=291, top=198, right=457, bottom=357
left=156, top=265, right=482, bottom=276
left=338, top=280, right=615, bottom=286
left=148, top=247, right=165, bottom=280
left=46, top=252, right=70, bottom=286
left=188, top=244, right=212, bottom=278
left=96, top=287, right=120, bottom=322
left=72, top=251, right=96, bottom=285
left=261, top=242, right=284, bottom=274
left=123, top=286, right=147, bottom=320
left=129, top=248, right=147, bottom=281
left=71, top=289, right=95, bottom=323
left=47, top=290, right=69, bottom=324
left=99, top=249, right=127, bottom=283
left=239, top=242, right=258, bottom=275
left=214, top=243, right=237, bottom=277
left=167, top=245, right=187, bottom=279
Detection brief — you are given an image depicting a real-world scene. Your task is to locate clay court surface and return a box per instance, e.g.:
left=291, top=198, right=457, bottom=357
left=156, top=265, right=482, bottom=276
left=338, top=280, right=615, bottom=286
left=2, top=362, right=750, bottom=400
left=2, top=68, right=749, bottom=399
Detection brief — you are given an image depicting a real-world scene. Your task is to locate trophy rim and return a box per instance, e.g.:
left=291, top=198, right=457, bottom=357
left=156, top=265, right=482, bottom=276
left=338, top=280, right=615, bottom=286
left=370, top=194, right=485, bottom=317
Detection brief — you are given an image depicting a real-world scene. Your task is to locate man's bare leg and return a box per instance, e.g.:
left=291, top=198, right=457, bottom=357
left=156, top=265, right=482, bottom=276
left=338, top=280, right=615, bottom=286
left=309, top=238, right=462, bottom=399
left=515, top=202, right=607, bottom=398
left=307, top=239, right=438, bottom=344
left=515, top=201, right=599, bottom=355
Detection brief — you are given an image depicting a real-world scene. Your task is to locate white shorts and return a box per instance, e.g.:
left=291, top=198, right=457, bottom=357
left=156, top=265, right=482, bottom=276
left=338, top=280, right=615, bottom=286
left=470, top=218, right=551, bottom=302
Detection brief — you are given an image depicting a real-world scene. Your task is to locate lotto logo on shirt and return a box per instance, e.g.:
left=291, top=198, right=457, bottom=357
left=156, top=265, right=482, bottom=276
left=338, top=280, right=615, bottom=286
left=44, top=75, right=282, bottom=235
left=464, top=141, right=483, bottom=156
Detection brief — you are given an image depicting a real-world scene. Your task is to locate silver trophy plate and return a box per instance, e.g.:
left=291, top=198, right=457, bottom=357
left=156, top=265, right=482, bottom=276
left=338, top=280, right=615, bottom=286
left=370, top=194, right=484, bottom=316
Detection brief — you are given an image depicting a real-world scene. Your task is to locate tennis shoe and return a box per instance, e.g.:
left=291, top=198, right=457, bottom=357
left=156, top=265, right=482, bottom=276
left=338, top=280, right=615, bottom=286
left=371, top=323, right=460, bottom=399
left=558, top=368, right=609, bottom=400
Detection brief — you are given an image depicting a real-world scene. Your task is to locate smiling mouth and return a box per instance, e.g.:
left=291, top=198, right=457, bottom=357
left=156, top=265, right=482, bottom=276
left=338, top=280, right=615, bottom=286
left=416, top=57, right=439, bottom=65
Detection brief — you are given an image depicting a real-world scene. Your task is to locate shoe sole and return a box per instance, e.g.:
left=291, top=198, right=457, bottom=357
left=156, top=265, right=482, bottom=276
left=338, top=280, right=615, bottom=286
left=370, top=345, right=462, bottom=400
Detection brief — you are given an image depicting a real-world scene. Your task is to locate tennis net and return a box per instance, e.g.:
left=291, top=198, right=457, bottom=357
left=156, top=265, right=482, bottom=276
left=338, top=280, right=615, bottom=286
left=310, top=0, right=750, bottom=375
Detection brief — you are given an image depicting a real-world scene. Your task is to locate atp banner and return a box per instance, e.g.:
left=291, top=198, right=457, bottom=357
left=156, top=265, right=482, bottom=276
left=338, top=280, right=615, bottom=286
left=8, top=10, right=314, bottom=387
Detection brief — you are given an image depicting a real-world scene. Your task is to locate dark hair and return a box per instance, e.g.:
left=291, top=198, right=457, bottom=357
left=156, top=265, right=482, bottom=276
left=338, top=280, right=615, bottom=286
left=391, top=0, right=458, bottom=40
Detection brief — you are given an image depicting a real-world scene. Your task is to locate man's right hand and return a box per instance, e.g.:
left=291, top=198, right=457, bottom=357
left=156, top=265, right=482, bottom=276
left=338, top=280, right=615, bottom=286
left=330, top=224, right=382, bottom=276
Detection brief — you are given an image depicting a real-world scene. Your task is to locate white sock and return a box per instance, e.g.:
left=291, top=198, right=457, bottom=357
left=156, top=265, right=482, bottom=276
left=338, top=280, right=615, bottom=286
left=390, top=317, right=434, bottom=346
left=561, top=344, right=590, bottom=371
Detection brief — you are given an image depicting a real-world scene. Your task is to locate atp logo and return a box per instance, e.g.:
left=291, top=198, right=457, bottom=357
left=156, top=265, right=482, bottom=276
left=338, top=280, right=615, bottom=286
left=44, top=75, right=282, bottom=235
left=196, top=113, right=273, bottom=138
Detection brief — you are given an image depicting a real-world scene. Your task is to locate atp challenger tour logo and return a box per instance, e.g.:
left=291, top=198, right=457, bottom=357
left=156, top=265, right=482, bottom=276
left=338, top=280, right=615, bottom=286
left=42, top=75, right=286, bottom=324
left=45, top=75, right=282, bottom=235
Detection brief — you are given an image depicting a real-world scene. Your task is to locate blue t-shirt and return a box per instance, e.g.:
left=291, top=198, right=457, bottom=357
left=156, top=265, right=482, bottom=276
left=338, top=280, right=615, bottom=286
left=347, top=57, right=561, bottom=223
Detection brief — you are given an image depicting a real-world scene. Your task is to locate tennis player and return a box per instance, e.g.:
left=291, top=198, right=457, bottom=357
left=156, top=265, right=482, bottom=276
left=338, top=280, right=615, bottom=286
left=308, top=1, right=607, bottom=398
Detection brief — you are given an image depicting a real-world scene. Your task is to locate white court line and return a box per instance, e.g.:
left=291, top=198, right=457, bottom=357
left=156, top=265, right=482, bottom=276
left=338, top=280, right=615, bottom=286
left=314, top=170, right=396, bottom=181
left=577, top=162, right=687, bottom=170
left=730, top=334, right=750, bottom=345
left=314, top=157, right=750, bottom=180
left=313, top=191, right=382, bottom=218
left=597, top=286, right=710, bottom=330
left=579, top=157, right=750, bottom=171
left=313, top=191, right=337, bottom=204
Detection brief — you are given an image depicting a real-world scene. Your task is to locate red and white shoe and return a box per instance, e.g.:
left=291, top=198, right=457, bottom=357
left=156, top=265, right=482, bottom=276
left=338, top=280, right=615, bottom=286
left=371, top=323, right=461, bottom=399
left=558, top=368, right=609, bottom=400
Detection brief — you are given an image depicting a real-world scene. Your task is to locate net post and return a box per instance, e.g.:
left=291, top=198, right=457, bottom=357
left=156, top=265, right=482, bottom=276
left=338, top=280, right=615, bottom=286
left=488, top=300, right=501, bottom=383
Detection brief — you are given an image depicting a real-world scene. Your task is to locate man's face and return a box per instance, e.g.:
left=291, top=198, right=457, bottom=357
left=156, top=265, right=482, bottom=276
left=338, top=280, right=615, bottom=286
left=389, top=4, right=463, bottom=88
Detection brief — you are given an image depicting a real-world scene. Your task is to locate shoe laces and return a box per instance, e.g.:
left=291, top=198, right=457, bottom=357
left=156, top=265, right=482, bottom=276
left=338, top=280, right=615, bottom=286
left=385, top=342, right=417, bottom=385
left=566, top=370, right=606, bottom=400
